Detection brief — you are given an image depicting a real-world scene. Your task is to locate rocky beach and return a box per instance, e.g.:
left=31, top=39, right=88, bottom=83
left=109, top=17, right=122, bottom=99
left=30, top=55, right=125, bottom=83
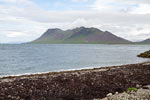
left=0, top=62, right=150, bottom=100
left=99, top=85, right=150, bottom=100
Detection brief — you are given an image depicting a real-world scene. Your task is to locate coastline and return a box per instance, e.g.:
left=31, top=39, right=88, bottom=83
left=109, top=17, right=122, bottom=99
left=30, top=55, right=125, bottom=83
left=0, top=65, right=107, bottom=78
left=0, top=62, right=150, bottom=100
left=0, top=61, right=148, bottom=79
left=0, top=62, right=148, bottom=81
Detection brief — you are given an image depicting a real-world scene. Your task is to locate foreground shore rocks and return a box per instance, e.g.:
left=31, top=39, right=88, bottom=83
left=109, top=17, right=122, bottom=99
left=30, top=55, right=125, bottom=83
left=99, top=85, right=150, bottom=100
left=138, top=50, right=150, bottom=58
left=0, top=62, right=150, bottom=100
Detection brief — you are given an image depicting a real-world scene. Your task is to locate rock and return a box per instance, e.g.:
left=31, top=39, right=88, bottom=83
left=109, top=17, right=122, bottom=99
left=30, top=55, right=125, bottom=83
left=136, top=84, right=142, bottom=88
left=107, top=93, right=113, bottom=97
left=137, top=50, right=150, bottom=58
left=107, top=85, right=150, bottom=100
left=115, top=92, right=119, bottom=95
left=101, top=97, right=108, bottom=100
left=143, top=85, right=150, bottom=89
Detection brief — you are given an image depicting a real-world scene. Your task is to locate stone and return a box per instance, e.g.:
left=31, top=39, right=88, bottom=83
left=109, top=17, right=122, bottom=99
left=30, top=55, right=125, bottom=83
left=101, top=97, right=108, bottom=100
left=107, top=93, right=113, bottom=97
left=136, top=84, right=141, bottom=88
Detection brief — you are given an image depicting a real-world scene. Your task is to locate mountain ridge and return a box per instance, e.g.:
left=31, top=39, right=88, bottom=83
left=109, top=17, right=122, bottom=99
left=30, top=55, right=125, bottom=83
left=31, top=27, right=132, bottom=44
left=140, top=38, right=150, bottom=44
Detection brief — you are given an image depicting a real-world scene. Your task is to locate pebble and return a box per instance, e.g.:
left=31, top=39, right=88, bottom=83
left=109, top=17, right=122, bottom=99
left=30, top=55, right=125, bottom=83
left=107, top=85, right=150, bottom=100
left=107, top=93, right=112, bottom=97
left=115, top=92, right=118, bottom=95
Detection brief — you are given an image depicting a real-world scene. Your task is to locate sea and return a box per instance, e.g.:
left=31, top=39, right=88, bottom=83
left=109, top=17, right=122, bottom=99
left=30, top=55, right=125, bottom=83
left=0, top=44, right=149, bottom=77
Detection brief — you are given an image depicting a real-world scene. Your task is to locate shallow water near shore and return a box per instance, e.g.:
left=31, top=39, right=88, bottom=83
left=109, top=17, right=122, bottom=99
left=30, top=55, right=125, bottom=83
left=0, top=44, right=150, bottom=76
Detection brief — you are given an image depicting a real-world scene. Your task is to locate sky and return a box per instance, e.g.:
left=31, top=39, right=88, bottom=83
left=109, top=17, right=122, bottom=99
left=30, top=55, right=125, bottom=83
left=0, top=0, right=150, bottom=43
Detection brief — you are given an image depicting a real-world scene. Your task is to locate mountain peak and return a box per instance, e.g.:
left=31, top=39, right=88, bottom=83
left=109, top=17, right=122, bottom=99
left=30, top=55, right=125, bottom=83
left=144, top=38, right=150, bottom=41
left=79, top=26, right=86, bottom=29
left=47, top=28, right=62, bottom=32
left=73, top=26, right=86, bottom=30
left=104, top=31, right=111, bottom=33
left=31, top=26, right=131, bottom=44
left=141, top=38, right=150, bottom=43
left=73, top=27, right=102, bottom=32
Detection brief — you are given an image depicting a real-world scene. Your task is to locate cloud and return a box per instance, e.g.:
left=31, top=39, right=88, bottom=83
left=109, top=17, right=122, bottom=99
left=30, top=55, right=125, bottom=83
left=6, top=31, right=27, bottom=37
left=130, top=4, right=150, bottom=14
left=0, top=0, right=150, bottom=43
left=72, top=0, right=89, bottom=2
left=2, top=0, right=28, bottom=3
left=91, top=0, right=150, bottom=14
left=91, top=0, right=136, bottom=12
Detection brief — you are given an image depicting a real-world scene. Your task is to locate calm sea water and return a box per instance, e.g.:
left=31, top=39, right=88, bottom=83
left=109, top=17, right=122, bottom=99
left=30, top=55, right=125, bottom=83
left=0, top=44, right=149, bottom=76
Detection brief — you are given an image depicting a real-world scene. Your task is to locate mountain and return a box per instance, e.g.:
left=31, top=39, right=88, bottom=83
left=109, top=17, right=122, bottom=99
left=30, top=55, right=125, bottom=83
left=31, top=27, right=131, bottom=44
left=140, top=38, right=150, bottom=44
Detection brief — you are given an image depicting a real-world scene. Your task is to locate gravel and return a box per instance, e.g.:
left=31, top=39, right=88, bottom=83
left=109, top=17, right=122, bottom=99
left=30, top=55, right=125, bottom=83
left=97, top=85, right=150, bottom=100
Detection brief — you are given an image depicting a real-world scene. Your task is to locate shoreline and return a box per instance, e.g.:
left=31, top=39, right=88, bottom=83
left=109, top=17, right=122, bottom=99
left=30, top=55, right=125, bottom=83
left=0, top=66, right=106, bottom=78
left=0, top=62, right=147, bottom=80
left=0, top=62, right=150, bottom=100
left=0, top=62, right=148, bottom=79
left=0, top=64, right=119, bottom=82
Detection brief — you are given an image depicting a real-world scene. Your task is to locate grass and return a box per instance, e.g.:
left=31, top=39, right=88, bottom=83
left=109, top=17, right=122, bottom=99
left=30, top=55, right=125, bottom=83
left=126, top=87, right=137, bottom=93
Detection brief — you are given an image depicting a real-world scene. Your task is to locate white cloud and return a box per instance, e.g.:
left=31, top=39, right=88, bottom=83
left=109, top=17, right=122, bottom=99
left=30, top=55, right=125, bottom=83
left=2, top=0, right=27, bottom=3
left=6, top=31, right=27, bottom=37
left=0, top=0, right=150, bottom=43
left=130, top=4, right=150, bottom=14
left=91, top=0, right=150, bottom=14
left=72, top=0, right=89, bottom=3
left=91, top=0, right=134, bottom=12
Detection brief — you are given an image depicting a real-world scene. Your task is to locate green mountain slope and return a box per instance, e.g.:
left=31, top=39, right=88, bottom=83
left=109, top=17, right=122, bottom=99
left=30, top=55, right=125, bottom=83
left=31, top=27, right=131, bottom=44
